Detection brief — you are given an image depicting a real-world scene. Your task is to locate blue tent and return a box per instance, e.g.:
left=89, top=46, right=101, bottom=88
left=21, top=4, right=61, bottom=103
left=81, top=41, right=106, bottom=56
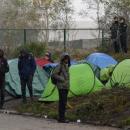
left=85, top=53, right=117, bottom=69
left=43, top=60, right=77, bottom=76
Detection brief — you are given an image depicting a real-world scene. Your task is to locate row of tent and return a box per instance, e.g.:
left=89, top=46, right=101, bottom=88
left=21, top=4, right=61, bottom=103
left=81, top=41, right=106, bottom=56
left=5, top=53, right=130, bottom=102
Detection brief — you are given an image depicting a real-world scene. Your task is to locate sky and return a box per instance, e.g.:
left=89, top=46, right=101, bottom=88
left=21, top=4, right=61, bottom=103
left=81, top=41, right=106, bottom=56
left=72, top=0, right=104, bottom=28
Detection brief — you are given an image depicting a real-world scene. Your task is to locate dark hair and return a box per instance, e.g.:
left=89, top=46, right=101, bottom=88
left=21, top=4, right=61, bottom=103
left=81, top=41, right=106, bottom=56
left=61, top=55, right=71, bottom=67
left=114, top=16, right=118, bottom=20
left=0, top=49, right=4, bottom=56
left=119, top=17, right=126, bottom=22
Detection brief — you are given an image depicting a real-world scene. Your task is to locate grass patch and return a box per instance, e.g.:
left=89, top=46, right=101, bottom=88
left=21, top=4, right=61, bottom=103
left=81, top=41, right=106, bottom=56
left=15, top=87, right=130, bottom=127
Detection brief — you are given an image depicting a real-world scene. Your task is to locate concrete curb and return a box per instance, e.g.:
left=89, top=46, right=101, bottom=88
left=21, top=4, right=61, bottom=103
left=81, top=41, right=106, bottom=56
left=0, top=109, right=120, bottom=129
left=0, top=110, right=19, bottom=115
left=0, top=109, right=57, bottom=122
left=0, top=110, right=40, bottom=118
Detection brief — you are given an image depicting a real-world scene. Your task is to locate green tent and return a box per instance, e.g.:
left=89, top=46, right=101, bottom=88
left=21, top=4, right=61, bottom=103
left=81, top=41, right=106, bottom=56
left=106, top=59, right=130, bottom=87
left=5, top=59, right=48, bottom=97
left=100, top=65, right=115, bottom=83
left=39, top=64, right=104, bottom=102
left=77, top=60, right=101, bottom=78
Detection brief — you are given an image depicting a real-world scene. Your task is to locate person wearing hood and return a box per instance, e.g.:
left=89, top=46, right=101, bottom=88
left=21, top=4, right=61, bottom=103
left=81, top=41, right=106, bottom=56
left=52, top=53, right=71, bottom=123
left=110, top=16, right=120, bottom=53
left=44, top=52, right=54, bottom=63
left=119, top=17, right=128, bottom=53
left=18, top=49, right=36, bottom=103
left=0, top=49, right=9, bottom=109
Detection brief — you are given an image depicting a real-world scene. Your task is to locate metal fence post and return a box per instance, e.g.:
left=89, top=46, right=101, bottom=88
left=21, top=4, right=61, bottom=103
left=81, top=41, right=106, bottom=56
left=102, top=29, right=104, bottom=46
left=64, top=29, right=66, bottom=52
left=24, top=29, right=26, bottom=45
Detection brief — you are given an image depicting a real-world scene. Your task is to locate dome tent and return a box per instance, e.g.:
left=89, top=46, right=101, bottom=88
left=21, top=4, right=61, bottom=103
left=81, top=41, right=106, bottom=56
left=43, top=60, right=77, bottom=76
left=5, top=59, right=48, bottom=97
left=100, top=65, right=115, bottom=84
left=106, top=59, right=130, bottom=87
left=85, top=53, right=117, bottom=69
left=39, top=63, right=104, bottom=102
left=77, top=60, right=101, bottom=79
left=36, top=58, right=51, bottom=68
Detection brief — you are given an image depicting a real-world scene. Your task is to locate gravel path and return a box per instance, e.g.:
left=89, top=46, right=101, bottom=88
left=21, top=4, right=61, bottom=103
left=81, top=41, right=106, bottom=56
left=0, top=113, right=121, bottom=130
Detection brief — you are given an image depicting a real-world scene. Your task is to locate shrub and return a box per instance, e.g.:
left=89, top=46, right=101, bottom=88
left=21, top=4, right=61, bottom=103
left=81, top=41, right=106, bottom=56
left=12, top=42, right=46, bottom=58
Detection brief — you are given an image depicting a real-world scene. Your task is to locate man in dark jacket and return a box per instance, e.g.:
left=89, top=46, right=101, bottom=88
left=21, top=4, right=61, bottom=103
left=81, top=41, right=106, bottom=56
left=52, top=53, right=70, bottom=123
left=18, top=49, right=36, bottom=103
left=110, top=16, right=120, bottom=53
left=0, top=49, right=9, bottom=109
left=119, top=17, right=128, bottom=53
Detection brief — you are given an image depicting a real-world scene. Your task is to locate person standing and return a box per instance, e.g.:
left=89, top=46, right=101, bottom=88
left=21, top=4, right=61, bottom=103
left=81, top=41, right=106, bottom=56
left=18, top=49, right=36, bottom=103
left=0, top=49, right=9, bottom=109
left=110, top=16, right=120, bottom=53
left=52, top=53, right=70, bottom=123
left=119, top=17, right=128, bottom=53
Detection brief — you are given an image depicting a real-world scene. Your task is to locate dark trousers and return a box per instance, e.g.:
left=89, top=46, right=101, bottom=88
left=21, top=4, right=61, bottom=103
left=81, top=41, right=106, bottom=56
left=20, top=76, right=33, bottom=102
left=120, top=35, right=127, bottom=53
left=0, top=78, right=5, bottom=108
left=58, top=89, right=68, bottom=121
left=113, top=40, right=120, bottom=53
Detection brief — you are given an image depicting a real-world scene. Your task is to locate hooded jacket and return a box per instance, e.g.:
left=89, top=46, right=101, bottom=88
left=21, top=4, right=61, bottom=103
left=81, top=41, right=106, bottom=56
left=119, top=22, right=127, bottom=37
left=0, top=57, right=9, bottom=78
left=18, top=51, right=36, bottom=79
left=110, top=21, right=119, bottom=39
left=0, top=50, right=9, bottom=78
left=52, top=53, right=70, bottom=90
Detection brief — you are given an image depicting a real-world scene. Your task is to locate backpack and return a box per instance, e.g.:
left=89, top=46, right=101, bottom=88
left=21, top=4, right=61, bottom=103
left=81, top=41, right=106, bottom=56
left=51, top=66, right=62, bottom=85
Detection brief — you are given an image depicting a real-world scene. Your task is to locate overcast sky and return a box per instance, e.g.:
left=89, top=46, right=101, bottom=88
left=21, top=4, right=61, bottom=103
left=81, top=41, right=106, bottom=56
left=72, top=0, right=104, bottom=27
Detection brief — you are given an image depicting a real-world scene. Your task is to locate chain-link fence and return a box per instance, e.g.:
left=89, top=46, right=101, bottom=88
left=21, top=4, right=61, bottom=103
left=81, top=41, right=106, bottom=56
left=0, top=28, right=110, bottom=52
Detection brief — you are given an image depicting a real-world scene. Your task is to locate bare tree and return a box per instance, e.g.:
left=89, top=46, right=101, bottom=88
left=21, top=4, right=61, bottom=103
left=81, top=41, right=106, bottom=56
left=81, top=0, right=103, bottom=45
left=33, top=0, right=74, bottom=47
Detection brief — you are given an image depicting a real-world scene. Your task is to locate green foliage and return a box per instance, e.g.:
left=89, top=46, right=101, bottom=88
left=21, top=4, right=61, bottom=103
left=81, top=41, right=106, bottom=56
left=12, top=43, right=46, bottom=58
left=120, top=117, right=130, bottom=127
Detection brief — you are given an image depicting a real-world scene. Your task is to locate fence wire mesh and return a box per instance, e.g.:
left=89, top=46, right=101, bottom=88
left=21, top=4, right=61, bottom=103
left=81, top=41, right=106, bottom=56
left=0, top=28, right=110, bottom=53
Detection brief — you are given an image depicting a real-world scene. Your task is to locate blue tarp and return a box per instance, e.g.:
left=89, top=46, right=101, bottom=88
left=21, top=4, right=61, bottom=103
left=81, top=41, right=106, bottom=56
left=85, top=53, right=117, bottom=69
left=43, top=60, right=78, bottom=76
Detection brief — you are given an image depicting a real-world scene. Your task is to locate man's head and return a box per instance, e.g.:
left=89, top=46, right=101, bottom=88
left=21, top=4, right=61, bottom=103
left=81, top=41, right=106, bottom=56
left=61, top=53, right=71, bottom=66
left=44, top=52, right=51, bottom=60
left=113, top=16, right=118, bottom=22
left=119, top=17, right=125, bottom=23
left=0, top=49, right=4, bottom=57
left=45, top=52, right=51, bottom=58
left=20, top=49, right=28, bottom=57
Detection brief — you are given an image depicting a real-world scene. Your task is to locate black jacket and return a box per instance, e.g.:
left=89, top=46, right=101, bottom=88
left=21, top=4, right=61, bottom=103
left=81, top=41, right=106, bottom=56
left=119, top=23, right=127, bottom=36
left=18, top=53, right=36, bottom=79
left=110, top=22, right=119, bottom=39
left=0, top=57, right=9, bottom=77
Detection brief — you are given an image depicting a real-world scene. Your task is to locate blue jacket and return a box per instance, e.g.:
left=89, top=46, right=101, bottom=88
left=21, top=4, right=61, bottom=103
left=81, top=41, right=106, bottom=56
left=18, top=54, right=36, bottom=79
